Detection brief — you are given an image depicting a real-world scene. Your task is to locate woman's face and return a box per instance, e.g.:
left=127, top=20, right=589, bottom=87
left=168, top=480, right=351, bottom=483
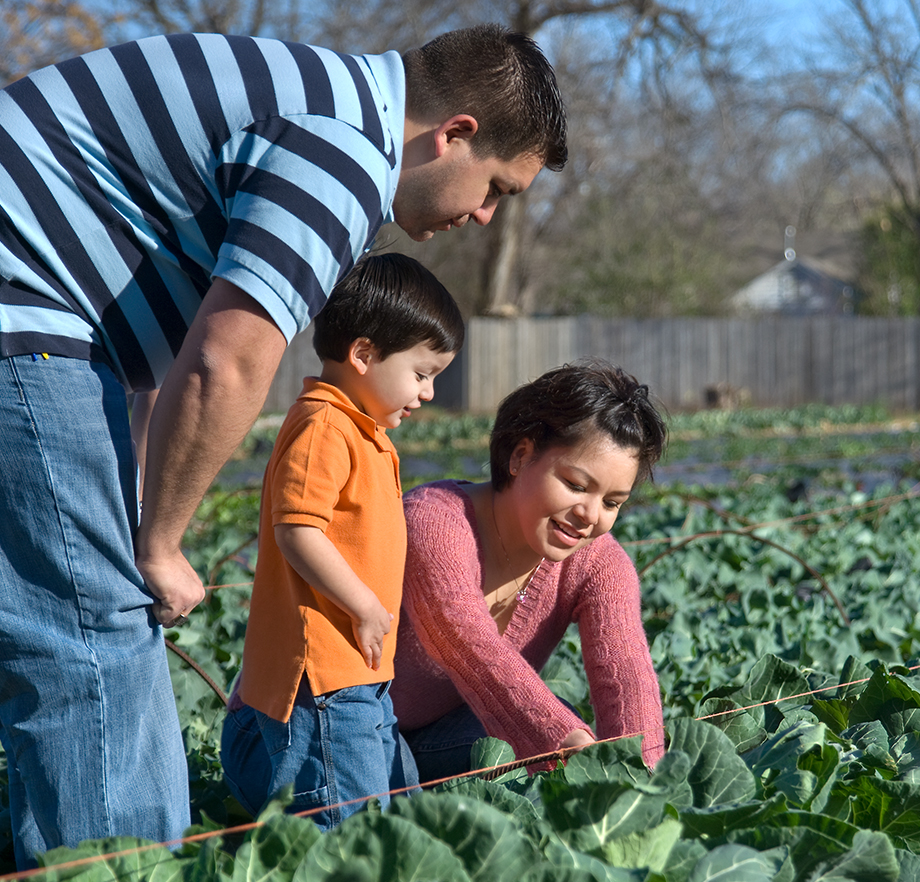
left=506, top=430, right=640, bottom=562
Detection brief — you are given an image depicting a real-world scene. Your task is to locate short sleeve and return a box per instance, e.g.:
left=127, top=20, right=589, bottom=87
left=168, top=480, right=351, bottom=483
left=269, top=409, right=351, bottom=530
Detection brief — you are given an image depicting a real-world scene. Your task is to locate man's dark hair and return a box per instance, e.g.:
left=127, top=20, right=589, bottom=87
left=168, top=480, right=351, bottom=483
left=490, top=359, right=667, bottom=490
left=313, top=253, right=465, bottom=362
left=403, top=23, right=567, bottom=172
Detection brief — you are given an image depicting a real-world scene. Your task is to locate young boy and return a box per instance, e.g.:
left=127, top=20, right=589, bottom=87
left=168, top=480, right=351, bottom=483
left=221, top=253, right=464, bottom=828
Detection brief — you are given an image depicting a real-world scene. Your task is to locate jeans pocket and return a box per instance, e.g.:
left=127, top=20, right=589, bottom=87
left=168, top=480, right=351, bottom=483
left=256, top=711, right=293, bottom=758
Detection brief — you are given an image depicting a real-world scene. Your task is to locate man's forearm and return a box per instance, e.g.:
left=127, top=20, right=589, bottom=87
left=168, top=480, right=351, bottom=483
left=135, top=277, right=286, bottom=621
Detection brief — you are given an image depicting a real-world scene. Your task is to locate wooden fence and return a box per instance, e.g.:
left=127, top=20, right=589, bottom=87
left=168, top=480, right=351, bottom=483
left=264, top=315, right=920, bottom=414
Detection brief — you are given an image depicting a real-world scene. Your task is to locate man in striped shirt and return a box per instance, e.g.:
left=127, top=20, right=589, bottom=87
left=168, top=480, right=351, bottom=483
left=0, top=24, right=566, bottom=867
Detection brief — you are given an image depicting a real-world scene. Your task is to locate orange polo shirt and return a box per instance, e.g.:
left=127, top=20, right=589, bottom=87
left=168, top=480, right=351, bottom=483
left=238, top=379, right=406, bottom=722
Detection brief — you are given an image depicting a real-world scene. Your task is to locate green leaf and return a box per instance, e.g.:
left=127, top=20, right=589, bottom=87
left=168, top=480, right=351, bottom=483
left=805, top=829, right=898, bottom=881
left=811, top=698, right=854, bottom=735
left=666, top=718, right=757, bottom=807
left=686, top=843, right=785, bottom=881
left=542, top=838, right=643, bottom=882
left=226, top=811, right=320, bottom=882
left=895, top=847, right=920, bottom=882
left=541, top=777, right=669, bottom=860
left=470, top=737, right=528, bottom=783
left=697, top=697, right=766, bottom=753
left=295, top=812, right=471, bottom=882
left=562, top=738, right=651, bottom=788
left=679, top=794, right=788, bottom=840
left=387, top=789, right=542, bottom=880
left=836, top=776, right=920, bottom=849
left=891, top=732, right=920, bottom=783
left=38, top=838, right=184, bottom=882
left=601, top=816, right=682, bottom=872
left=848, top=667, right=920, bottom=732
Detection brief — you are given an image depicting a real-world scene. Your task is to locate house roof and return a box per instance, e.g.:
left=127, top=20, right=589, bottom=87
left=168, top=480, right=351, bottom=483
left=731, top=256, right=860, bottom=315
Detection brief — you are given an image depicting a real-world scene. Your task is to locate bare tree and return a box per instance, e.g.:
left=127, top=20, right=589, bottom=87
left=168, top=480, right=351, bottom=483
left=782, top=0, right=920, bottom=239
left=0, top=1, right=115, bottom=85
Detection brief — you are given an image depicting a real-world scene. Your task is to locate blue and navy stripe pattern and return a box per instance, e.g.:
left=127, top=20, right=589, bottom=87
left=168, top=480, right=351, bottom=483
left=0, top=34, right=404, bottom=391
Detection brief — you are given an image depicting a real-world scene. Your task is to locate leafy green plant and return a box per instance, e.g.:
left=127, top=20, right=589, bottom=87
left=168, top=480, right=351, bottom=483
left=3, top=404, right=920, bottom=878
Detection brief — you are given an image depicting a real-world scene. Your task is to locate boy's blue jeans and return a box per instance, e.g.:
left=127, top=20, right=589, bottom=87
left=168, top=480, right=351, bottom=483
left=0, top=355, right=189, bottom=869
left=221, top=677, right=419, bottom=830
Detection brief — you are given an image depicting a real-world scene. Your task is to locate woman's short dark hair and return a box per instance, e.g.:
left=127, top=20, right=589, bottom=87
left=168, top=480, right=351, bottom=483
left=403, top=23, right=567, bottom=172
left=490, top=359, right=667, bottom=491
left=313, top=253, right=464, bottom=362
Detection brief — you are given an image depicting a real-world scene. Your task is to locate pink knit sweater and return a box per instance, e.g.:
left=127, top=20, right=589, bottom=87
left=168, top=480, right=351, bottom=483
left=391, top=480, right=666, bottom=768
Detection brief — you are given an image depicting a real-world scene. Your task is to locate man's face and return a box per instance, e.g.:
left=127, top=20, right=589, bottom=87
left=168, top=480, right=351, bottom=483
left=393, top=143, right=544, bottom=242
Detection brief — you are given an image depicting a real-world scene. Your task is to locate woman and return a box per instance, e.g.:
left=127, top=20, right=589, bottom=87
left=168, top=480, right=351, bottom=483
left=391, top=359, right=667, bottom=781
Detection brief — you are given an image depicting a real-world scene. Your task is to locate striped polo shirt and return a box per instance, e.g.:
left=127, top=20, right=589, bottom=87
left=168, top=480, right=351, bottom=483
left=0, top=33, right=404, bottom=392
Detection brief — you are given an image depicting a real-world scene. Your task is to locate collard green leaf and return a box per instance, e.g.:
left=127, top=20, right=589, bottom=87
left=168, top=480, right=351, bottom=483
left=38, top=838, right=184, bottom=882
left=796, top=743, right=842, bottom=813
left=738, top=656, right=811, bottom=709
left=848, top=667, right=920, bottom=732
left=656, top=839, right=709, bottom=882
left=679, top=794, right=788, bottom=840
left=601, top=816, right=682, bottom=872
left=387, top=789, right=541, bottom=881
left=225, top=811, right=320, bottom=882
left=891, top=732, right=920, bottom=783
left=432, top=776, right=543, bottom=829
left=805, top=829, right=898, bottom=881
left=470, top=736, right=528, bottom=784
left=742, top=721, right=832, bottom=807
left=686, top=843, right=785, bottom=882
left=542, top=838, right=643, bottom=882
left=666, top=718, right=757, bottom=808
left=896, top=847, right=920, bottom=882
left=295, top=812, right=471, bottom=882
left=561, top=738, right=648, bottom=788
left=541, top=777, right=669, bottom=860
left=835, top=775, right=920, bottom=850
left=696, top=697, right=766, bottom=753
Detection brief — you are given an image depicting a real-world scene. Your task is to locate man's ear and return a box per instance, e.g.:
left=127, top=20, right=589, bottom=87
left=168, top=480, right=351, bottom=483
left=347, top=338, right=376, bottom=375
left=434, top=114, right=479, bottom=157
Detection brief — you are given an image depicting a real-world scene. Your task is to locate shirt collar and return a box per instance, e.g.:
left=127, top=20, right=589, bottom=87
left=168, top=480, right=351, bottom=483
left=299, top=377, right=391, bottom=449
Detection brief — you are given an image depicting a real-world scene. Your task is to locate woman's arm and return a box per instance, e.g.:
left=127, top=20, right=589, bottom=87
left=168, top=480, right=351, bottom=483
left=576, top=534, right=666, bottom=767
left=400, top=486, right=592, bottom=761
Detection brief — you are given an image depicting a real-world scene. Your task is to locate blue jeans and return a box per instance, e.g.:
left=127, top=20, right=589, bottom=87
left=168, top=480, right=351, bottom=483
left=402, top=697, right=585, bottom=785
left=0, top=355, right=189, bottom=869
left=401, top=703, right=491, bottom=784
left=221, top=677, right=418, bottom=830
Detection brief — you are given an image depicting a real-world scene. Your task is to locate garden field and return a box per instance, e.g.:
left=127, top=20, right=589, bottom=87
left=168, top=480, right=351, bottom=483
left=2, top=403, right=920, bottom=881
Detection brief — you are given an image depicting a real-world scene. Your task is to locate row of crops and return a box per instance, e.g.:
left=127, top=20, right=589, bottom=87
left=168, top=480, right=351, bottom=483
left=2, top=403, right=920, bottom=880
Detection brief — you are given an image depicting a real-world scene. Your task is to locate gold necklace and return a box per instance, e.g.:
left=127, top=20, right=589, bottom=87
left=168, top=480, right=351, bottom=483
left=491, top=491, right=544, bottom=604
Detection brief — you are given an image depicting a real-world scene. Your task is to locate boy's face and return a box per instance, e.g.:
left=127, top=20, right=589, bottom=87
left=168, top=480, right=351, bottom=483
left=355, top=342, right=455, bottom=428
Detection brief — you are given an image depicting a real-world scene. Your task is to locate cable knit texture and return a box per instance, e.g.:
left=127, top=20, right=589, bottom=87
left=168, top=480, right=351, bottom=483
left=391, top=480, right=665, bottom=768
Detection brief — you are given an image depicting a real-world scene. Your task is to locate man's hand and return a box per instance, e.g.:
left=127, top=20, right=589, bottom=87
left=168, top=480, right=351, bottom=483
left=136, top=548, right=207, bottom=626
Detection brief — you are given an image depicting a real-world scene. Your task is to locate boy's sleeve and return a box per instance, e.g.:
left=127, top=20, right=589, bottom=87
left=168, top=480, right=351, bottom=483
left=270, top=412, right=351, bottom=530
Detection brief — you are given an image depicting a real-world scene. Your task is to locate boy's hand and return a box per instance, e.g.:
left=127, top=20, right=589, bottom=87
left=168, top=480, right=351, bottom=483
left=274, top=524, right=395, bottom=669
left=352, top=599, right=394, bottom=670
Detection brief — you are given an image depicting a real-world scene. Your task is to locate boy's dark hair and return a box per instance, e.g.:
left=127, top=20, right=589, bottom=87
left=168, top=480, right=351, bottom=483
left=490, top=359, right=667, bottom=491
left=313, top=253, right=465, bottom=362
left=403, top=23, right=567, bottom=172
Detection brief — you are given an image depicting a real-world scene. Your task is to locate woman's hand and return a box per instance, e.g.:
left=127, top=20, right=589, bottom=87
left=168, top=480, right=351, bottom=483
left=560, top=728, right=596, bottom=752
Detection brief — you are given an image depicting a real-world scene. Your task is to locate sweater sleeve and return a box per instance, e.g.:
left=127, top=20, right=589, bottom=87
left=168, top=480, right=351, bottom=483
left=400, top=484, right=590, bottom=765
left=573, top=534, right=666, bottom=767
